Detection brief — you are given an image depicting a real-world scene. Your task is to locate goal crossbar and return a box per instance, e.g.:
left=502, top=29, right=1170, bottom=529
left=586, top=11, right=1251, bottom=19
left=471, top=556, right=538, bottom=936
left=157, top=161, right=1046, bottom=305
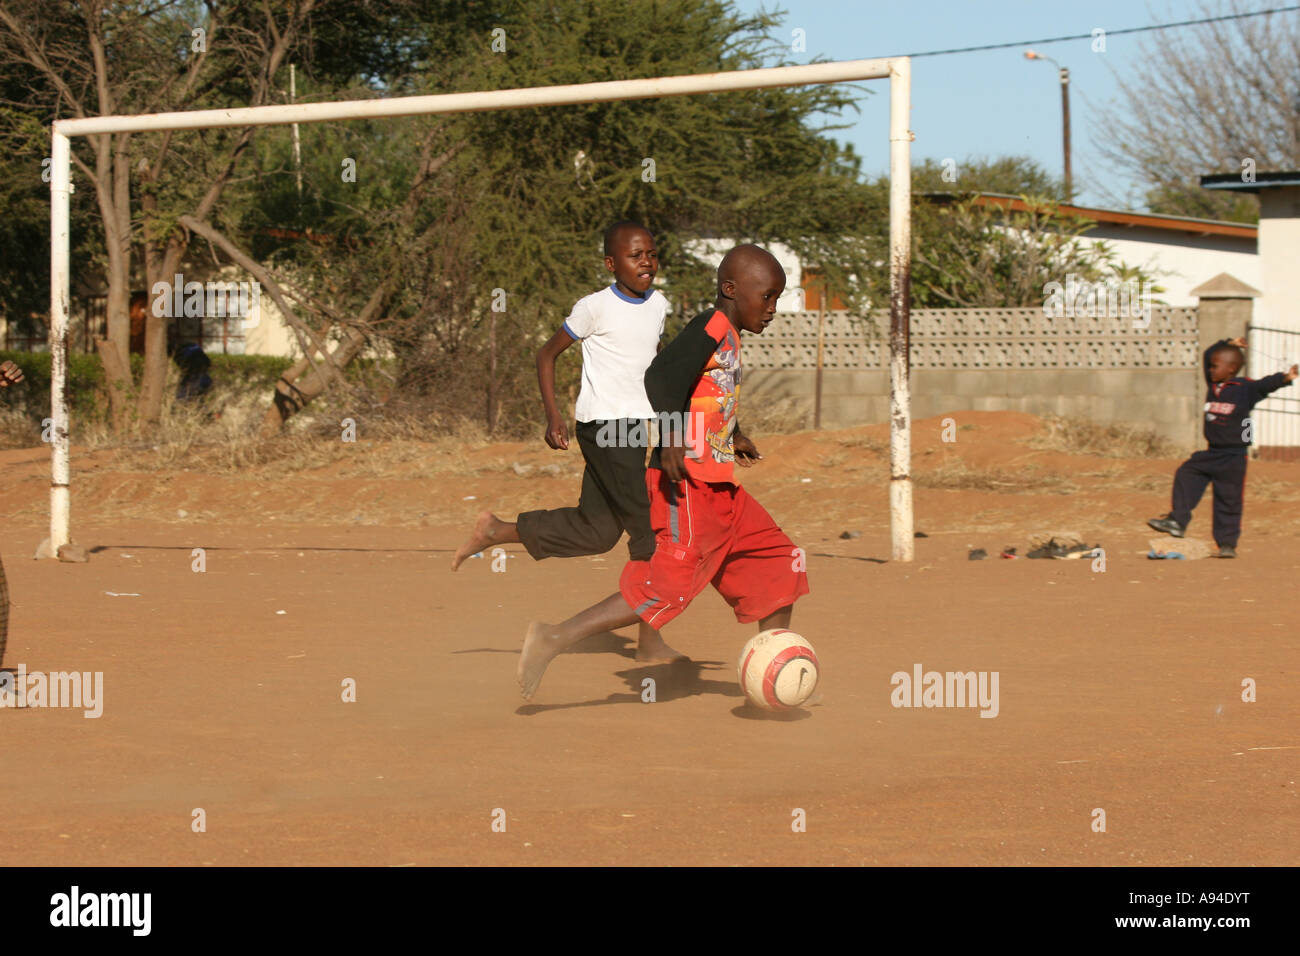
left=46, top=56, right=914, bottom=559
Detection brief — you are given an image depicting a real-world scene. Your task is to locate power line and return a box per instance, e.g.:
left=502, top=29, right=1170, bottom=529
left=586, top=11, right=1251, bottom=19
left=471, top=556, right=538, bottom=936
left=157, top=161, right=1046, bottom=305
left=890, top=4, right=1300, bottom=59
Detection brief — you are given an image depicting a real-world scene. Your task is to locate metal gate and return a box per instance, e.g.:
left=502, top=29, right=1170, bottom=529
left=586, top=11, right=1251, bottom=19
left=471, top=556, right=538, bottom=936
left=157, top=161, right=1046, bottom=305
left=1247, top=325, right=1300, bottom=458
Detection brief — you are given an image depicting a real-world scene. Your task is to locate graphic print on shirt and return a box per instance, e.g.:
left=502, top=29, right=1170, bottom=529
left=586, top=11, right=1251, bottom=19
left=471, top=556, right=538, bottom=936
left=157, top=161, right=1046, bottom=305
left=687, top=318, right=740, bottom=471
left=1206, top=383, right=1236, bottom=421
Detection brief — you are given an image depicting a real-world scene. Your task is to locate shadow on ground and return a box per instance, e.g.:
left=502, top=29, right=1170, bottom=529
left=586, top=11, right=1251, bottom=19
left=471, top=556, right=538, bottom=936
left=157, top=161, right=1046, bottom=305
left=515, top=657, right=748, bottom=715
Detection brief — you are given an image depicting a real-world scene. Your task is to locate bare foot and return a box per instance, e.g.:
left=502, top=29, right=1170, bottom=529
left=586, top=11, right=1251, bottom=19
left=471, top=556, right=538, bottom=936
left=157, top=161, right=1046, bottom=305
left=452, top=511, right=513, bottom=571
left=518, top=621, right=564, bottom=700
left=635, top=630, right=688, bottom=663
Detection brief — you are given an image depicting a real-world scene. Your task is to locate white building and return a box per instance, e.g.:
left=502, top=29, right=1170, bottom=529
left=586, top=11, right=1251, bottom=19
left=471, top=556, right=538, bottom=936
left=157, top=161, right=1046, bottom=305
left=954, top=194, right=1260, bottom=306
left=683, top=238, right=806, bottom=313
left=688, top=197, right=1260, bottom=316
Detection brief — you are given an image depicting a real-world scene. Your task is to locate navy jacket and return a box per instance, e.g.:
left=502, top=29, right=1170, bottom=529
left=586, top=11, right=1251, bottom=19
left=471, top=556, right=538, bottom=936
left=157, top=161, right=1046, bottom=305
left=1201, top=339, right=1290, bottom=451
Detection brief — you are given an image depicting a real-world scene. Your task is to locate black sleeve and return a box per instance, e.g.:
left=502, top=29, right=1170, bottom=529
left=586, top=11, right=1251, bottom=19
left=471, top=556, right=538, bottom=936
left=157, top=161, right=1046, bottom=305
left=1249, top=372, right=1291, bottom=403
left=644, top=311, right=719, bottom=417
left=1203, top=339, right=1231, bottom=387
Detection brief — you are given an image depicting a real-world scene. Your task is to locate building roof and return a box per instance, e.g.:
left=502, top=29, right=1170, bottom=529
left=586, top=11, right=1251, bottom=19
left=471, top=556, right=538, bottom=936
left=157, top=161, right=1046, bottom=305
left=1201, top=170, right=1300, bottom=193
left=923, top=192, right=1258, bottom=239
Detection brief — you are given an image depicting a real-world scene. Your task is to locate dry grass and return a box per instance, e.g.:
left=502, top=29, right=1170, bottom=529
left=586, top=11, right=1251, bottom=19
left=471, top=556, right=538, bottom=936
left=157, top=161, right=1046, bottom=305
left=1243, top=476, right=1300, bottom=502
left=0, top=407, right=32, bottom=449
left=743, top=395, right=809, bottom=436
left=60, top=389, right=498, bottom=480
left=914, top=458, right=1079, bottom=495
left=1072, top=464, right=1126, bottom=481
left=1131, top=473, right=1170, bottom=493
left=1101, top=467, right=1300, bottom=501
left=836, top=433, right=886, bottom=454
left=1026, top=415, right=1179, bottom=459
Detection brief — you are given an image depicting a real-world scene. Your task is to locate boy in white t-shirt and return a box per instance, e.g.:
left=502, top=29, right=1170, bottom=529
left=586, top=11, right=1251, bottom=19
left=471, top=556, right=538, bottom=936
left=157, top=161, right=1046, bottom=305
left=451, top=222, right=684, bottom=662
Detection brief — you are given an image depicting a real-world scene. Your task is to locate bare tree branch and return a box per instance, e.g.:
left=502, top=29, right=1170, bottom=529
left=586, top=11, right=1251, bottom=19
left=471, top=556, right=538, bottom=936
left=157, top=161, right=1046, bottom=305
left=1093, top=0, right=1298, bottom=217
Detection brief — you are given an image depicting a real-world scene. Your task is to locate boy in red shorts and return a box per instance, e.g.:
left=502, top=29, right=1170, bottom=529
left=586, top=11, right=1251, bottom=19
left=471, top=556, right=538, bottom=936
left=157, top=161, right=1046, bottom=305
left=517, top=245, right=809, bottom=699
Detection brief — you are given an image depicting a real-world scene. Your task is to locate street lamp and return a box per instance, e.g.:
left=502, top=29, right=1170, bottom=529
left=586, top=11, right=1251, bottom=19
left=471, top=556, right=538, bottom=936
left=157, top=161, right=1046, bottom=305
left=1025, top=49, right=1072, bottom=202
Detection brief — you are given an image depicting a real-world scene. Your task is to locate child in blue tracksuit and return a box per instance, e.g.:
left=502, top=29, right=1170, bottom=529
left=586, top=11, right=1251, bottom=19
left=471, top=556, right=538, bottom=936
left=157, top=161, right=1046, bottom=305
left=1148, top=336, right=1298, bottom=557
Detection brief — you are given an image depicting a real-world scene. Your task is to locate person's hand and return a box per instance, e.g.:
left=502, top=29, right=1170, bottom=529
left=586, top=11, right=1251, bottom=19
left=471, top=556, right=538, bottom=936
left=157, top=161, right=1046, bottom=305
left=733, top=432, right=762, bottom=467
left=544, top=415, right=569, bottom=450
left=1286, top=364, right=1298, bottom=383
left=1228, top=337, right=1248, bottom=348
left=0, top=360, right=23, bottom=387
left=660, top=444, right=688, bottom=482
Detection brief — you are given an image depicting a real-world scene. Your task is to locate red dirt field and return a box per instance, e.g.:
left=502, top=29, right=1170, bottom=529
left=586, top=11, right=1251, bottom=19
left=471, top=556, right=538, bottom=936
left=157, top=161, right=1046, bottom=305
left=1, top=411, right=1297, bottom=866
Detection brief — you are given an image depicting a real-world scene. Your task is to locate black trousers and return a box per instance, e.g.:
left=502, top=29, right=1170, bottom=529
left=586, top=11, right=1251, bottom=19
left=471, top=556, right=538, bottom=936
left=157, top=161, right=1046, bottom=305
left=516, top=419, right=654, bottom=561
left=1171, top=448, right=1248, bottom=547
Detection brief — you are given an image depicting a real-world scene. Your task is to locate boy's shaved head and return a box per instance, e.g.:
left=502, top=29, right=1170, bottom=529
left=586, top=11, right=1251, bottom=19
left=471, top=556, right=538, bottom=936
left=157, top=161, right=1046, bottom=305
left=715, top=243, right=786, bottom=335
left=603, top=220, right=650, bottom=255
left=717, top=243, right=783, bottom=294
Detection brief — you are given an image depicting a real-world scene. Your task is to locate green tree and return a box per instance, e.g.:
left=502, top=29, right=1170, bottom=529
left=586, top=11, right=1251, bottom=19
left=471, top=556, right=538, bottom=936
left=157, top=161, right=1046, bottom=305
left=909, top=195, right=1164, bottom=308
left=0, top=0, right=428, bottom=428
left=912, top=154, right=1061, bottom=197
left=238, top=0, right=884, bottom=433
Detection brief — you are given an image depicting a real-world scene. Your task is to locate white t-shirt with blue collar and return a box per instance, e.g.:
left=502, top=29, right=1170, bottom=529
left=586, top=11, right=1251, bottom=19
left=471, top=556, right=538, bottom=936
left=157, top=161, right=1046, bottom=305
left=563, top=284, right=668, bottom=423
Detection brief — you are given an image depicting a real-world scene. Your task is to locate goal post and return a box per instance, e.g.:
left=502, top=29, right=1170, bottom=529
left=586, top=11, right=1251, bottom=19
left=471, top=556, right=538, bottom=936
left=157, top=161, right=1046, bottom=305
left=46, top=56, right=914, bottom=560
left=887, top=56, right=914, bottom=560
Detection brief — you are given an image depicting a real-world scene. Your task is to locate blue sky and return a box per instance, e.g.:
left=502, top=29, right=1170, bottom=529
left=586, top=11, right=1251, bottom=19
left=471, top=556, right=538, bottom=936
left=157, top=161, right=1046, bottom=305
left=730, top=0, right=1246, bottom=212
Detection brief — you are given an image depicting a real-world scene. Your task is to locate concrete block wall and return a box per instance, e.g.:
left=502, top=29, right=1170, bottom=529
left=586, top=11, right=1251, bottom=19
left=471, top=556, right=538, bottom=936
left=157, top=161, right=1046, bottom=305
left=745, top=366, right=1202, bottom=446
left=742, top=306, right=1210, bottom=448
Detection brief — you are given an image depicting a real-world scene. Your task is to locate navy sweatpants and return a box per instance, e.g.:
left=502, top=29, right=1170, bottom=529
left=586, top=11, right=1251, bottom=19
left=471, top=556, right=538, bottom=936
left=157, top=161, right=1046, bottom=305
left=515, top=419, right=655, bottom=561
left=1171, top=448, right=1247, bottom=548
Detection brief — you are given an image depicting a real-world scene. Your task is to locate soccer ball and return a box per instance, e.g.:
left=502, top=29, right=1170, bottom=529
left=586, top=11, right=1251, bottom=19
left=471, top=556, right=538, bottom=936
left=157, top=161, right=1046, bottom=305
left=737, top=629, right=820, bottom=711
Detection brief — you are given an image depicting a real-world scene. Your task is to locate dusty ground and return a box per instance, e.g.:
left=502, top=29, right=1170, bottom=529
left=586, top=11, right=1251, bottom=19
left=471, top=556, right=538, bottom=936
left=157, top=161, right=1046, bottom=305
left=1, top=411, right=1297, bottom=865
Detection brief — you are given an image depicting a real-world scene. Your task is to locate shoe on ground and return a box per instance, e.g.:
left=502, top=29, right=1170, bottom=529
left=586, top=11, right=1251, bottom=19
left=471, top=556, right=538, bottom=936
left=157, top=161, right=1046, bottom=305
left=1028, top=537, right=1071, bottom=559
left=1147, top=515, right=1185, bottom=538
left=1213, top=545, right=1236, bottom=558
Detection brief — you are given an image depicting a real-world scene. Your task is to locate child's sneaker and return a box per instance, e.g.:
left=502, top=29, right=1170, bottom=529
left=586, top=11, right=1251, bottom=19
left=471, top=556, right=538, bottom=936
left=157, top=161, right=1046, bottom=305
left=1213, top=545, right=1236, bottom=558
left=1147, top=514, right=1185, bottom=538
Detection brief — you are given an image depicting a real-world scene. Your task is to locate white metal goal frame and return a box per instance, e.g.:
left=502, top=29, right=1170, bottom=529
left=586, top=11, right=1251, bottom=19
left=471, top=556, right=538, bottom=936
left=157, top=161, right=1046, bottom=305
left=47, top=57, right=915, bottom=560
